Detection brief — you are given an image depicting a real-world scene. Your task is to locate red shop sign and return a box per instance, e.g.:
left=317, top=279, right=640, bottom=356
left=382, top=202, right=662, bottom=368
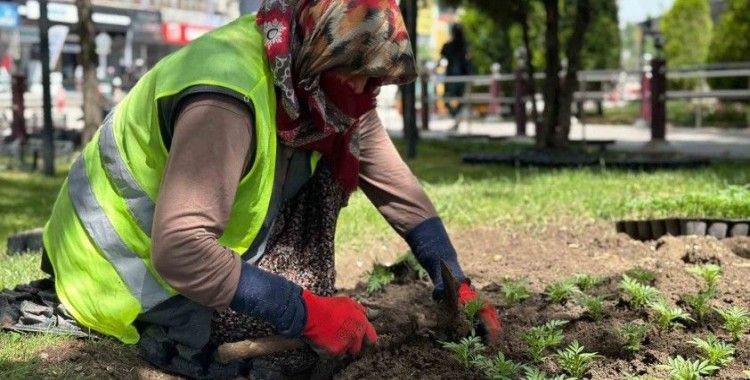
left=161, top=22, right=214, bottom=45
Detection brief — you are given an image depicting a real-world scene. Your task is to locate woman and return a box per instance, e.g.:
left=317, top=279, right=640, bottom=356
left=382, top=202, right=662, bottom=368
left=440, top=23, right=472, bottom=126
left=41, top=0, right=499, bottom=377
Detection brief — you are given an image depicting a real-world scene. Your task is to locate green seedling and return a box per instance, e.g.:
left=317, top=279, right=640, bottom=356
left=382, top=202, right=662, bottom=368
left=441, top=335, right=486, bottom=368
left=545, top=280, right=579, bottom=304
left=690, top=335, right=735, bottom=367
left=472, top=352, right=525, bottom=380
left=523, top=366, right=574, bottom=380
left=649, top=299, right=693, bottom=330
left=656, top=356, right=719, bottom=380
left=398, top=253, right=428, bottom=280
left=523, top=320, right=568, bottom=362
left=555, top=340, right=601, bottom=379
left=619, top=274, right=661, bottom=309
left=622, top=374, right=661, bottom=380
left=572, top=273, right=605, bottom=292
left=577, top=294, right=605, bottom=321
left=686, top=264, right=721, bottom=291
left=624, top=267, right=657, bottom=285
left=500, top=278, right=531, bottom=306
left=366, top=263, right=395, bottom=294
left=714, top=306, right=750, bottom=341
left=680, top=289, right=715, bottom=322
left=464, top=298, right=485, bottom=324
left=617, top=321, right=650, bottom=352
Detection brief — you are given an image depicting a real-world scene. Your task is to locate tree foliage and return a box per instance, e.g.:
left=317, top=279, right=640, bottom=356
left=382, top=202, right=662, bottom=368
left=708, top=0, right=750, bottom=89
left=460, top=6, right=513, bottom=74
left=661, top=0, right=713, bottom=69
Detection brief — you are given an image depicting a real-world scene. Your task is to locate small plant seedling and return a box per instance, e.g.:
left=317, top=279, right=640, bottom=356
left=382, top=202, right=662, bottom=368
left=686, top=264, right=721, bottom=291
left=690, top=335, right=735, bottom=367
left=523, top=320, right=568, bottom=362
left=624, top=267, right=657, bottom=285
left=464, top=298, right=485, bottom=324
left=622, top=374, right=661, bottom=380
left=572, top=273, right=605, bottom=292
left=681, top=289, right=715, bottom=322
left=619, top=275, right=662, bottom=309
left=397, top=253, right=429, bottom=280
left=500, top=278, right=531, bottom=306
left=714, top=306, right=750, bottom=341
left=472, top=352, right=525, bottom=380
left=577, top=294, right=605, bottom=321
left=545, top=280, right=579, bottom=304
left=649, top=299, right=693, bottom=330
left=366, top=263, right=395, bottom=294
left=617, top=321, right=650, bottom=352
left=441, top=336, right=486, bottom=368
left=523, top=366, right=574, bottom=380
left=555, top=340, right=601, bottom=379
left=657, top=356, right=719, bottom=380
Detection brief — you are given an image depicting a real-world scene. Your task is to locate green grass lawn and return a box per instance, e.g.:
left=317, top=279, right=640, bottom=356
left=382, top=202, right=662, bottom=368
left=1, top=138, right=749, bottom=377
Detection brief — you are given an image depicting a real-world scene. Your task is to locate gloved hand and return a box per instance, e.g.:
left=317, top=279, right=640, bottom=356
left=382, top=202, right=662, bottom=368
left=458, top=280, right=501, bottom=344
left=301, top=290, right=377, bottom=357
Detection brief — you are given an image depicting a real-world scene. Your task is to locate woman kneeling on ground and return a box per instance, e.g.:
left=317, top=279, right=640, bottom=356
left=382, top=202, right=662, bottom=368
left=41, top=0, right=499, bottom=376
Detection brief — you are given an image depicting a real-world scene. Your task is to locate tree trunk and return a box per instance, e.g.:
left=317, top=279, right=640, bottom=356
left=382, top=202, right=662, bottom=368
left=519, top=1, right=540, bottom=131
left=538, top=0, right=561, bottom=149
left=77, top=0, right=101, bottom=144
left=556, top=0, right=591, bottom=147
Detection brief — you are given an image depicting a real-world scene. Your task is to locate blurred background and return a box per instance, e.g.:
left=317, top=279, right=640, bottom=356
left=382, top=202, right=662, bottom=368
left=0, top=0, right=749, bottom=172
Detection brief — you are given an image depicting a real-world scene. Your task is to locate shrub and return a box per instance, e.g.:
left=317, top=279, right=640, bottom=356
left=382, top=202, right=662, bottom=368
left=714, top=306, right=750, bottom=341
left=545, top=280, right=579, bottom=304
left=500, top=278, right=531, bottom=306
left=472, top=352, right=525, bottom=380
left=366, top=263, right=395, bottom=294
left=657, top=356, right=718, bottom=380
left=686, top=264, right=722, bottom=291
left=577, top=294, right=605, bottom=321
left=620, top=275, right=662, bottom=309
left=555, top=340, right=601, bottom=379
left=441, top=336, right=486, bottom=368
left=649, top=300, right=694, bottom=330
left=617, top=321, right=650, bottom=352
left=689, top=335, right=735, bottom=367
left=523, top=320, right=568, bottom=362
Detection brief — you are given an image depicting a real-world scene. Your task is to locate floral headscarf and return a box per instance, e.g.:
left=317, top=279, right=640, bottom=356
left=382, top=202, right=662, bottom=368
left=257, top=0, right=416, bottom=192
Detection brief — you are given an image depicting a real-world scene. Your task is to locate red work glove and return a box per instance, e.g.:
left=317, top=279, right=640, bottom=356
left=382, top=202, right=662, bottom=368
left=301, top=290, right=377, bottom=357
left=458, top=280, right=501, bottom=344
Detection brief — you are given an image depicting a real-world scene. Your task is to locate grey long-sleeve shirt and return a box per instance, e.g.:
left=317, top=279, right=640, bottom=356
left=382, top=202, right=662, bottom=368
left=150, top=93, right=437, bottom=310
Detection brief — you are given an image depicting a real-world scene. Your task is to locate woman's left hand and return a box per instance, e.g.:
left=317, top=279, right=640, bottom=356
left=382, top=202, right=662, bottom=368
left=457, top=280, right=501, bottom=344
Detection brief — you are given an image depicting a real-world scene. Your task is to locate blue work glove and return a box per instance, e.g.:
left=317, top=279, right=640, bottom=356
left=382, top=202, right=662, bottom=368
left=405, top=217, right=467, bottom=299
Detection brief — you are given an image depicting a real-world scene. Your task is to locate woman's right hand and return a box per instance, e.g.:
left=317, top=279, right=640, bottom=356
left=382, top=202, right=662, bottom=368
left=301, top=290, right=377, bottom=357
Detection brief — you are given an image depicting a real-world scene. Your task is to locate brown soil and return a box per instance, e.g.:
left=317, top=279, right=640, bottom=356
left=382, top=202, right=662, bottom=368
left=337, top=222, right=750, bottom=379
left=16, top=221, right=750, bottom=379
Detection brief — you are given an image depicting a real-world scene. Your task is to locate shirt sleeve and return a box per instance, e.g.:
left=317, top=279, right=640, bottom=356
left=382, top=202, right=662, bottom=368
left=151, top=93, right=255, bottom=310
left=357, top=110, right=438, bottom=236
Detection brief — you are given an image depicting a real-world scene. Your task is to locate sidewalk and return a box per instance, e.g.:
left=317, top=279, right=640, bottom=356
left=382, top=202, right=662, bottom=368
left=376, top=107, right=750, bottom=160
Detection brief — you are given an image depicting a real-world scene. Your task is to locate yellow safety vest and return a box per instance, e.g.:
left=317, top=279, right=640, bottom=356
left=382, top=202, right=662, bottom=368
left=43, top=15, right=279, bottom=344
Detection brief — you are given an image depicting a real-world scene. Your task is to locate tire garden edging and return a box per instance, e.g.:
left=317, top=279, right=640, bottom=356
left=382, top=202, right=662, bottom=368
left=615, top=218, right=749, bottom=241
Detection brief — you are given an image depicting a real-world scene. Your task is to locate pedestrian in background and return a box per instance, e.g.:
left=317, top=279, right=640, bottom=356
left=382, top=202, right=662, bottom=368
left=440, top=23, right=472, bottom=129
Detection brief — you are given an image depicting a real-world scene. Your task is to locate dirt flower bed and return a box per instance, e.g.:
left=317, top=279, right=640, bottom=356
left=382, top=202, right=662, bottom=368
left=338, top=224, right=750, bottom=379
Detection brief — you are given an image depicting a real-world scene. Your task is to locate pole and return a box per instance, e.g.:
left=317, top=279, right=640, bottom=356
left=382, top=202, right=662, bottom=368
left=400, top=0, right=418, bottom=159
left=419, top=61, right=429, bottom=131
left=514, top=68, right=527, bottom=136
left=39, top=0, right=55, bottom=176
left=650, top=57, right=666, bottom=141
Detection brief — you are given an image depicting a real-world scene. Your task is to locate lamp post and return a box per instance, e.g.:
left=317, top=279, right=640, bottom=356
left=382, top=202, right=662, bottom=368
left=39, top=0, right=55, bottom=176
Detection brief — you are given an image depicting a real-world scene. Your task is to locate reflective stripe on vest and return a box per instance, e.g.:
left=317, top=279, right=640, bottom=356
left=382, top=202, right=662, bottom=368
left=99, top=109, right=155, bottom=236
left=68, top=156, right=170, bottom=310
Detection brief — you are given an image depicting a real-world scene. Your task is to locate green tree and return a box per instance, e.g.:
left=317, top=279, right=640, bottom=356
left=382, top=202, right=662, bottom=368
left=661, top=0, right=713, bottom=69
left=581, top=0, right=620, bottom=70
left=708, top=0, right=750, bottom=89
left=460, top=6, right=513, bottom=74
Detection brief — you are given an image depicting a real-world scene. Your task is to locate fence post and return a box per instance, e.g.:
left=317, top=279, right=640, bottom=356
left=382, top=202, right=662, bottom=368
left=650, top=57, right=666, bottom=141
left=514, top=68, right=527, bottom=136
left=489, top=63, right=501, bottom=120
left=420, top=61, right=429, bottom=131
